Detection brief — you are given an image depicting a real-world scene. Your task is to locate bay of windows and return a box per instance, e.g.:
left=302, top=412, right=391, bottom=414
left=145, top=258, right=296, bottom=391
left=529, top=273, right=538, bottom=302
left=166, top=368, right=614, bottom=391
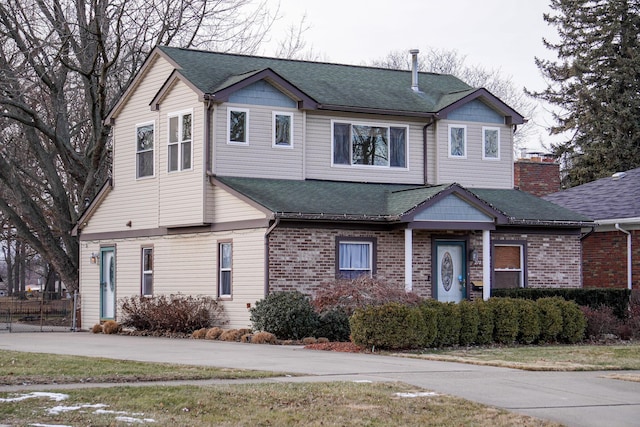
left=333, top=122, right=407, bottom=167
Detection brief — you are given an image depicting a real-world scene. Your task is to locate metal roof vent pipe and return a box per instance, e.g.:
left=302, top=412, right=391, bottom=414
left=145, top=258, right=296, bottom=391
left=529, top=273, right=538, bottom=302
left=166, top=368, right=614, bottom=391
left=410, top=49, right=420, bottom=92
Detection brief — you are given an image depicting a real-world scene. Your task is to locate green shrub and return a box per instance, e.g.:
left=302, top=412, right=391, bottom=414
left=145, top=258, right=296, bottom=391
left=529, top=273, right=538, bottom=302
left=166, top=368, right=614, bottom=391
left=250, top=291, right=319, bottom=340
left=350, top=303, right=426, bottom=350
left=315, top=308, right=351, bottom=342
left=458, top=300, right=479, bottom=346
left=474, top=300, right=494, bottom=345
left=488, top=298, right=519, bottom=344
left=537, top=297, right=564, bottom=342
left=559, top=300, right=587, bottom=343
left=417, top=305, right=438, bottom=348
left=422, top=300, right=461, bottom=347
left=514, top=299, right=540, bottom=344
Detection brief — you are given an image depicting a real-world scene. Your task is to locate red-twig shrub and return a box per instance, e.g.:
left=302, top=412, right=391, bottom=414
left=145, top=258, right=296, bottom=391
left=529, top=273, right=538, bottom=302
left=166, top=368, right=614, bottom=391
left=580, top=305, right=620, bottom=339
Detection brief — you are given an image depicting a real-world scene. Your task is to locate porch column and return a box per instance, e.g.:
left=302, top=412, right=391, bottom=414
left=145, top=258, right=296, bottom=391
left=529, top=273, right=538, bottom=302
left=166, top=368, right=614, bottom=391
left=482, top=229, right=491, bottom=301
left=404, top=228, right=413, bottom=292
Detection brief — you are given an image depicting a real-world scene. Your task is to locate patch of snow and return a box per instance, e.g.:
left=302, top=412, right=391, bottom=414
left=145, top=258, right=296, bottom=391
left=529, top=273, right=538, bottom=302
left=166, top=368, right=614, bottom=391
left=394, top=392, right=439, bottom=398
left=48, top=403, right=107, bottom=415
left=115, top=416, right=156, bottom=424
left=352, top=380, right=373, bottom=383
left=0, top=392, right=68, bottom=403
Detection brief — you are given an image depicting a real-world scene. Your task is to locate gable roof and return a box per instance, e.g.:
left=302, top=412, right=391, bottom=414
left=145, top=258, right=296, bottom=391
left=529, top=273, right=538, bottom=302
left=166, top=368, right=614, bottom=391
left=147, top=46, right=524, bottom=123
left=543, top=167, right=640, bottom=221
left=213, top=176, right=591, bottom=227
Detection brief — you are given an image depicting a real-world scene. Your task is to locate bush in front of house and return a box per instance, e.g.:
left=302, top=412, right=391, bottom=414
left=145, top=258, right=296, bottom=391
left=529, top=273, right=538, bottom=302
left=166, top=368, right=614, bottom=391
left=315, top=308, right=351, bottom=342
left=580, top=305, right=620, bottom=339
left=421, top=300, right=461, bottom=347
left=475, top=300, right=494, bottom=345
left=514, top=299, right=540, bottom=344
left=536, top=297, right=564, bottom=342
left=119, top=294, right=225, bottom=334
left=559, top=299, right=587, bottom=343
left=417, top=305, right=438, bottom=348
left=457, top=300, right=479, bottom=346
left=350, top=303, right=428, bottom=350
left=487, top=298, right=519, bottom=344
left=250, top=291, right=319, bottom=340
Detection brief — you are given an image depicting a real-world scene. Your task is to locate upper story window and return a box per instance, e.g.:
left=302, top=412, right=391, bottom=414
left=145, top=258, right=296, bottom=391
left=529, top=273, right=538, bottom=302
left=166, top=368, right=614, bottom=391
left=273, top=112, right=293, bottom=148
left=482, top=127, right=500, bottom=160
left=448, top=124, right=467, bottom=158
left=333, top=121, right=407, bottom=168
left=136, top=122, right=154, bottom=178
left=228, top=108, right=249, bottom=144
left=168, top=112, right=192, bottom=171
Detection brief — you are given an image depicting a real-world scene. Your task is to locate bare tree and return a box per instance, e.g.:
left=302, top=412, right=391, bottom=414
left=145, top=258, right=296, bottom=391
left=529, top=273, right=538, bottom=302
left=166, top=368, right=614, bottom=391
left=369, top=48, right=537, bottom=150
left=0, top=0, right=287, bottom=291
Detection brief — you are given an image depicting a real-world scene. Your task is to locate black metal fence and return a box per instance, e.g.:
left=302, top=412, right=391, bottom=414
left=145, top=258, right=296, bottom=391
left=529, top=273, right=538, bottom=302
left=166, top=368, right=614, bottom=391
left=0, top=291, right=79, bottom=332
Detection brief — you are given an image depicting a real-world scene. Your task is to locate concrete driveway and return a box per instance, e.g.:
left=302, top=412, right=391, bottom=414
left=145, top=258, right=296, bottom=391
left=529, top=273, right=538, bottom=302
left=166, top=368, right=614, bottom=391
left=1, top=332, right=639, bottom=427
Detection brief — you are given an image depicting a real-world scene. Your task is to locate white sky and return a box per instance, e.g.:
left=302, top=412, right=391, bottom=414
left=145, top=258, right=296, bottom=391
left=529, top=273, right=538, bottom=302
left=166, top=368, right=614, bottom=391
left=264, top=0, right=562, bottom=152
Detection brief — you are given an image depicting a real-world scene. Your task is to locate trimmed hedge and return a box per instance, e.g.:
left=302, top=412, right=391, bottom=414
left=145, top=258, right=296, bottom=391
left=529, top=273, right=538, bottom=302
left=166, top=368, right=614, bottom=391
left=350, top=303, right=428, bottom=350
left=536, top=297, right=564, bottom=342
left=422, top=300, right=461, bottom=347
left=249, top=291, right=319, bottom=340
left=458, top=300, right=479, bottom=346
left=515, top=299, right=540, bottom=344
left=492, top=288, right=631, bottom=319
left=487, top=298, right=519, bottom=344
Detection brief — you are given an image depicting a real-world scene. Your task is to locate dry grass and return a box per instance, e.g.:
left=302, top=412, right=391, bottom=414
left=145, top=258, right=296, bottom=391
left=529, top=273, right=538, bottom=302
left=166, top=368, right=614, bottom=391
left=602, top=373, right=640, bottom=383
left=401, top=343, right=640, bottom=371
left=0, top=382, right=562, bottom=426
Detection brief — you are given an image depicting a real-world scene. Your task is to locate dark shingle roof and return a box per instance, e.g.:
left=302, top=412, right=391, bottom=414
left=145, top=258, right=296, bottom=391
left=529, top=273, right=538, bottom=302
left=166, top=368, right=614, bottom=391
left=543, top=168, right=640, bottom=220
left=215, top=176, right=591, bottom=226
left=158, top=46, right=484, bottom=116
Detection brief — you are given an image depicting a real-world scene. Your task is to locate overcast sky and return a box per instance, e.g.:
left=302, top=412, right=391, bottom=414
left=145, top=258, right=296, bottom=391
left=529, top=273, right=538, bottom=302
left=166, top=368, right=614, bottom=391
left=265, top=0, right=561, bottom=152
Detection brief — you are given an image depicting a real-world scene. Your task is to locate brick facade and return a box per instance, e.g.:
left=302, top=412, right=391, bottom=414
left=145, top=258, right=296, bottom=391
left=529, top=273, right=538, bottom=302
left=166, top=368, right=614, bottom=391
left=582, top=230, right=640, bottom=289
left=268, top=225, right=583, bottom=298
left=514, top=160, right=561, bottom=197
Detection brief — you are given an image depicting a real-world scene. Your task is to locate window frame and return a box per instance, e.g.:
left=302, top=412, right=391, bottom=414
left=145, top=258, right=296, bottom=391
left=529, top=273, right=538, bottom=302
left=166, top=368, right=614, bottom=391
left=218, top=241, right=233, bottom=299
left=491, top=241, right=527, bottom=289
left=167, top=110, right=193, bottom=172
left=141, top=246, right=154, bottom=297
left=448, top=124, right=467, bottom=159
left=335, top=237, right=377, bottom=279
left=482, top=126, right=501, bottom=160
left=331, top=120, right=409, bottom=169
left=227, top=107, right=250, bottom=145
left=135, top=121, right=155, bottom=179
left=272, top=111, right=294, bottom=148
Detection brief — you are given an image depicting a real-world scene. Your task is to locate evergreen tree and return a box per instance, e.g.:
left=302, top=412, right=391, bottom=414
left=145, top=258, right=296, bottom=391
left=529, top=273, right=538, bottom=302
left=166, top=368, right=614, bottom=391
left=530, top=0, right=640, bottom=187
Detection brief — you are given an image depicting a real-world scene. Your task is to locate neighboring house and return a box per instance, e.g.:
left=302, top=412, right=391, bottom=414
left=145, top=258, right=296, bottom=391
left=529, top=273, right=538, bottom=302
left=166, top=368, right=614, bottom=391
left=544, top=168, right=640, bottom=290
left=74, top=47, right=591, bottom=328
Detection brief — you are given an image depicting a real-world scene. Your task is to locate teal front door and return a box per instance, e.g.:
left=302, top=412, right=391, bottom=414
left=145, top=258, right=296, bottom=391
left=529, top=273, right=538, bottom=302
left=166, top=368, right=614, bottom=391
left=434, top=240, right=466, bottom=302
left=100, top=247, right=116, bottom=319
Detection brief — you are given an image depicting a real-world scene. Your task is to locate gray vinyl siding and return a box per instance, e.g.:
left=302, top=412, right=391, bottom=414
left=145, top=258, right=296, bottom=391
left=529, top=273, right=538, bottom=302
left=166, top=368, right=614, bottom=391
left=79, top=228, right=266, bottom=330
left=213, top=103, right=304, bottom=179
left=305, top=112, right=426, bottom=184
left=435, top=119, right=513, bottom=189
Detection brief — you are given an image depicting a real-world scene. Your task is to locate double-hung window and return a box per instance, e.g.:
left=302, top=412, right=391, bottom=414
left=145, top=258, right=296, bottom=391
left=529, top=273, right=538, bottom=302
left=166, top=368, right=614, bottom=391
left=448, top=124, right=467, bottom=158
left=482, top=127, right=500, bottom=160
left=141, top=247, right=153, bottom=296
left=273, top=112, right=293, bottom=147
left=136, top=123, right=154, bottom=178
left=218, top=242, right=232, bottom=297
left=493, top=243, right=525, bottom=289
left=228, top=108, right=249, bottom=144
left=333, top=122, right=407, bottom=167
left=168, top=112, right=192, bottom=171
left=336, top=238, right=376, bottom=279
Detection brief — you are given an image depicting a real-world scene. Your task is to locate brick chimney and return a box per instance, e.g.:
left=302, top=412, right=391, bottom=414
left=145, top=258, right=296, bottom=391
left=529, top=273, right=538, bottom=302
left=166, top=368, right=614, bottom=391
left=514, top=156, right=560, bottom=197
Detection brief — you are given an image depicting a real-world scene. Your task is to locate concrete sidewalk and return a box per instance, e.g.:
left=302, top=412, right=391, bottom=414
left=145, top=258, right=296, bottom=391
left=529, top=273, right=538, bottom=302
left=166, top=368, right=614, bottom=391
left=1, top=332, right=640, bottom=426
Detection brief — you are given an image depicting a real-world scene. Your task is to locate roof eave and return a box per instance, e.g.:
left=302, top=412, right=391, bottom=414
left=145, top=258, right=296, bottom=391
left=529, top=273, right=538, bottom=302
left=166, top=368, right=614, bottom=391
left=506, top=219, right=594, bottom=228
left=72, top=179, right=113, bottom=236
left=317, top=104, right=436, bottom=118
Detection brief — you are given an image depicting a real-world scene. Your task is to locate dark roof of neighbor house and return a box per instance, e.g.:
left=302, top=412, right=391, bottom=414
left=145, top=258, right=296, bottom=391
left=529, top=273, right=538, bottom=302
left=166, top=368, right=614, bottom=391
left=543, top=167, right=640, bottom=221
left=155, top=46, right=524, bottom=123
left=214, top=176, right=592, bottom=226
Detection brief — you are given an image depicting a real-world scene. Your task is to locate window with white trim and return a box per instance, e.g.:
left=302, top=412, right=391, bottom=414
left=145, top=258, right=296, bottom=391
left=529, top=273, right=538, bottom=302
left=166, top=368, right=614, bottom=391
left=448, top=124, right=467, bottom=158
left=273, top=112, right=293, bottom=147
left=482, top=126, right=500, bottom=160
left=493, top=244, right=525, bottom=289
left=333, top=122, right=407, bottom=167
left=228, top=108, right=249, bottom=144
left=336, top=238, right=375, bottom=279
left=168, top=112, right=192, bottom=171
left=136, top=123, right=154, bottom=178
left=141, top=247, right=153, bottom=296
left=218, top=242, right=232, bottom=297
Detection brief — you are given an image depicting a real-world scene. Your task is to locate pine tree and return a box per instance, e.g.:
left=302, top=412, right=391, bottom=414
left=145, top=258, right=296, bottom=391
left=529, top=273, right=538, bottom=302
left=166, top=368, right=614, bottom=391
left=530, top=0, right=640, bottom=187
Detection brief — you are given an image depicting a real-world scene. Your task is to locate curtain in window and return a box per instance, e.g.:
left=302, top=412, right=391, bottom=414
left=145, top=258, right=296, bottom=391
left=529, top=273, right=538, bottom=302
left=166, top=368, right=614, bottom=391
left=390, top=127, right=406, bottom=167
left=333, top=123, right=350, bottom=164
left=339, top=243, right=370, bottom=278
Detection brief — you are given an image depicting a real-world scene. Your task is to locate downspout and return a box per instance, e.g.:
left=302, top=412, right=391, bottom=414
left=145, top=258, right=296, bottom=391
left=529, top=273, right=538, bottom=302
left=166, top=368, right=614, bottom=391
left=615, top=223, right=633, bottom=290
left=264, top=217, right=280, bottom=296
left=423, top=120, right=434, bottom=185
left=205, top=96, right=214, bottom=177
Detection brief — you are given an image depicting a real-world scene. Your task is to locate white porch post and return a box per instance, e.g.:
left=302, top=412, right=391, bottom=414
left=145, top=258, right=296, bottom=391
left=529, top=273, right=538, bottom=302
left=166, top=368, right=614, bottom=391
left=405, top=228, right=413, bottom=292
left=482, top=229, right=491, bottom=301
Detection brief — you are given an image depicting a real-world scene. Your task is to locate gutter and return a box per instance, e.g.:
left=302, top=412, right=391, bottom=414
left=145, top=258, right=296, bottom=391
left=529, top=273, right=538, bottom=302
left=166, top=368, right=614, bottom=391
left=615, top=223, right=633, bottom=290
left=204, top=95, right=214, bottom=176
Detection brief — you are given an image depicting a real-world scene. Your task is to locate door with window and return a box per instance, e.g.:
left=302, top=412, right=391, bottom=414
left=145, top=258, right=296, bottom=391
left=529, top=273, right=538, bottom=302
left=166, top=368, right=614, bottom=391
left=434, top=240, right=466, bottom=302
left=100, top=247, right=116, bottom=319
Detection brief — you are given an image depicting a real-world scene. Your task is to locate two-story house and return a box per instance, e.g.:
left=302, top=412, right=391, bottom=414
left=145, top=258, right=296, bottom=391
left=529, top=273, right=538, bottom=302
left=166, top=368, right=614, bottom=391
left=74, top=47, right=591, bottom=328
